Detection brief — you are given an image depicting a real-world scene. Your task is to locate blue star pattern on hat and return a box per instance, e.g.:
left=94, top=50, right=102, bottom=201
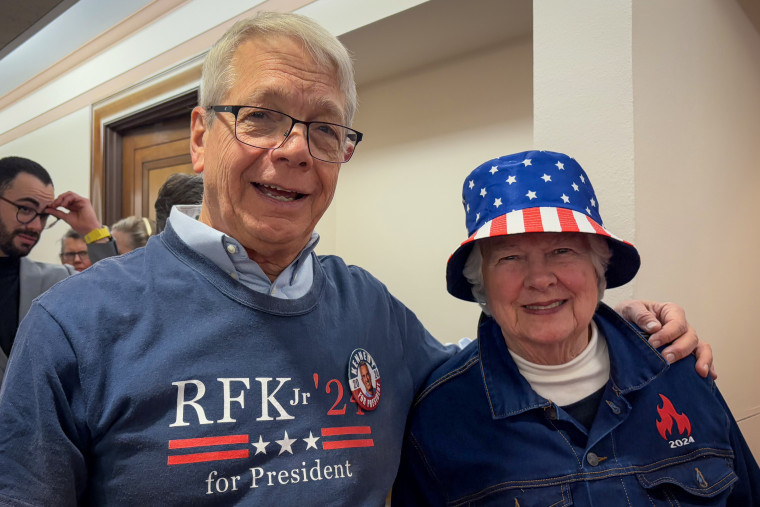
left=446, top=150, right=641, bottom=302
left=463, top=151, right=602, bottom=237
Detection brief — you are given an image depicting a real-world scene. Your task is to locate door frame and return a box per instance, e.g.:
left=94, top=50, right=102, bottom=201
left=91, top=58, right=203, bottom=227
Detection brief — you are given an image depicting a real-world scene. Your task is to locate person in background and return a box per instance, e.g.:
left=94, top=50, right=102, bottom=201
left=0, top=14, right=712, bottom=505
left=392, top=151, right=760, bottom=505
left=0, top=156, right=117, bottom=382
left=59, top=229, right=91, bottom=272
left=154, top=173, right=204, bottom=233
left=111, top=215, right=156, bottom=254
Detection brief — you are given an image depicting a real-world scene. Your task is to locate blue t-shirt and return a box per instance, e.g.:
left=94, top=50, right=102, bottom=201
left=0, top=224, right=454, bottom=506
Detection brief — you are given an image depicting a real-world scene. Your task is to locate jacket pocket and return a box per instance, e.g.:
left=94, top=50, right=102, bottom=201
left=637, top=456, right=737, bottom=502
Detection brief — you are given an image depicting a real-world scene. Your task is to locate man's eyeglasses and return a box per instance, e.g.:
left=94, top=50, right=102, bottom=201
left=209, top=105, right=363, bottom=164
left=60, top=251, right=89, bottom=262
left=0, top=195, right=59, bottom=229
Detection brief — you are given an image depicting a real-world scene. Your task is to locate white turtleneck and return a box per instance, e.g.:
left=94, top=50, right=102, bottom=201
left=508, top=321, right=610, bottom=406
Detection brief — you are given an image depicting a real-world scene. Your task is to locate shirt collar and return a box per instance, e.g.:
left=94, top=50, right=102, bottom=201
left=477, top=303, right=669, bottom=419
left=167, top=205, right=318, bottom=298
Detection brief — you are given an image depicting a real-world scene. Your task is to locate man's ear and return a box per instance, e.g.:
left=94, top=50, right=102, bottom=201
left=190, top=106, right=208, bottom=174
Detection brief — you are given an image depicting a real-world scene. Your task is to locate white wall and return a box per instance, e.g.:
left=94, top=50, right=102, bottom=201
left=0, top=107, right=92, bottom=264
left=317, top=39, right=533, bottom=343
left=633, top=0, right=760, bottom=457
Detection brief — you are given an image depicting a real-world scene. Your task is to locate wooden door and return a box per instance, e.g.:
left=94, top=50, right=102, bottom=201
left=120, top=116, right=194, bottom=223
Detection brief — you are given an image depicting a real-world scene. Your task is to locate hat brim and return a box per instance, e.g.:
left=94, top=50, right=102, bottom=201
left=446, top=207, right=640, bottom=302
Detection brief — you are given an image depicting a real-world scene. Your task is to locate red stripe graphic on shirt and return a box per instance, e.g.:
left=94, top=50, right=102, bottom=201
left=321, top=426, right=374, bottom=450
left=322, top=426, right=371, bottom=436
left=168, top=449, right=250, bottom=465
left=168, top=434, right=250, bottom=465
left=169, top=434, right=249, bottom=449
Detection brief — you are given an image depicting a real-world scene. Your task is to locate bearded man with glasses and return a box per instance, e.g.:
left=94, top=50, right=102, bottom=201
left=0, top=156, right=116, bottom=381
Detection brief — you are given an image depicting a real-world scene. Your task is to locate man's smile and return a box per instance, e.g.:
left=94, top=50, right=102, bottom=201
left=253, top=182, right=306, bottom=202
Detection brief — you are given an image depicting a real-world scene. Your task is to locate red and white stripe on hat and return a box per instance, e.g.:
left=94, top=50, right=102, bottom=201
left=460, top=207, right=631, bottom=247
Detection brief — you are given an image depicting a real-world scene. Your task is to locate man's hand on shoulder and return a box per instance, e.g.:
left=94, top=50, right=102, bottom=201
left=616, top=299, right=716, bottom=379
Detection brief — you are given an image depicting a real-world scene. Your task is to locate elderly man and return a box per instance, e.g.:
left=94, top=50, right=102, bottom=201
left=0, top=13, right=710, bottom=505
left=59, top=229, right=92, bottom=272
left=0, top=156, right=116, bottom=382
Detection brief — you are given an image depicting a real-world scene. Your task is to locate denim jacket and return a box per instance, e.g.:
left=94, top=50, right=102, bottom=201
left=392, top=304, right=760, bottom=506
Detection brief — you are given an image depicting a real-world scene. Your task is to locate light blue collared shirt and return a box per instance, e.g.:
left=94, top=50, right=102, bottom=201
left=167, top=205, right=317, bottom=299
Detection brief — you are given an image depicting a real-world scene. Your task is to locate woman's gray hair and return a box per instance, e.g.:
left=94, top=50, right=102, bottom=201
left=199, top=12, right=357, bottom=127
left=463, top=234, right=612, bottom=315
left=111, top=216, right=156, bottom=252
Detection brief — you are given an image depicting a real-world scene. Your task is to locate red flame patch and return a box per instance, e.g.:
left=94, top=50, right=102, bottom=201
left=655, top=394, right=691, bottom=440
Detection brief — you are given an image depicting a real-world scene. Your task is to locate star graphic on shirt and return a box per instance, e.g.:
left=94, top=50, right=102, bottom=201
left=541, top=174, right=551, bottom=182
left=586, top=207, right=592, bottom=215
left=480, top=187, right=487, bottom=197
left=466, top=203, right=470, bottom=212
left=476, top=212, right=480, bottom=222
left=303, top=432, right=320, bottom=450
left=590, top=198, right=596, bottom=208
left=506, top=175, right=517, bottom=185
left=561, top=193, right=570, bottom=203
left=572, top=182, right=579, bottom=192
left=556, top=161, right=565, bottom=170
left=494, top=198, right=502, bottom=208
left=522, top=158, right=532, bottom=167
left=469, top=179, right=475, bottom=190
left=526, top=190, right=537, bottom=200
left=489, top=165, right=499, bottom=175
left=580, top=175, right=586, bottom=183
left=276, top=431, right=297, bottom=455
left=252, top=435, right=269, bottom=455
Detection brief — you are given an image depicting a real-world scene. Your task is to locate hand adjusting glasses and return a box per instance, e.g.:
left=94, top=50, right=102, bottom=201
left=0, top=195, right=59, bottom=229
left=209, top=106, right=363, bottom=163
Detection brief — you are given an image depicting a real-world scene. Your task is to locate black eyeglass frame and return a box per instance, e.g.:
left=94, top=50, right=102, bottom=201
left=60, top=250, right=90, bottom=261
left=209, top=105, right=364, bottom=164
left=0, top=195, right=59, bottom=229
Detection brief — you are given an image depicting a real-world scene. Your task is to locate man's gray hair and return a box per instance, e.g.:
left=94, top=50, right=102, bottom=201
left=463, top=233, right=612, bottom=315
left=199, top=12, right=357, bottom=126
left=60, top=229, right=82, bottom=255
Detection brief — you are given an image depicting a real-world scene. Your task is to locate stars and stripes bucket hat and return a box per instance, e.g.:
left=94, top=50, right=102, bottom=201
left=446, top=150, right=640, bottom=302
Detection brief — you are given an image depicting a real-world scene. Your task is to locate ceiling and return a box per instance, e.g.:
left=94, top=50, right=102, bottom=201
left=0, top=0, right=77, bottom=60
left=0, top=0, right=531, bottom=98
left=0, top=0, right=152, bottom=98
left=1, top=0, right=758, bottom=99
left=340, top=0, right=531, bottom=87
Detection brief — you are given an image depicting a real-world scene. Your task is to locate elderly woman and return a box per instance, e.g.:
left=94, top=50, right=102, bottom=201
left=392, top=151, right=759, bottom=505
left=111, top=215, right=156, bottom=254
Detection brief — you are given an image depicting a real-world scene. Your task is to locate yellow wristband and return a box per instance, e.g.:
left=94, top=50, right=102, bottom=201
left=84, top=226, right=111, bottom=244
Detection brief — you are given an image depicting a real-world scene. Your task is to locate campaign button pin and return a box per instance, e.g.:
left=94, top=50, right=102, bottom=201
left=348, top=348, right=381, bottom=411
